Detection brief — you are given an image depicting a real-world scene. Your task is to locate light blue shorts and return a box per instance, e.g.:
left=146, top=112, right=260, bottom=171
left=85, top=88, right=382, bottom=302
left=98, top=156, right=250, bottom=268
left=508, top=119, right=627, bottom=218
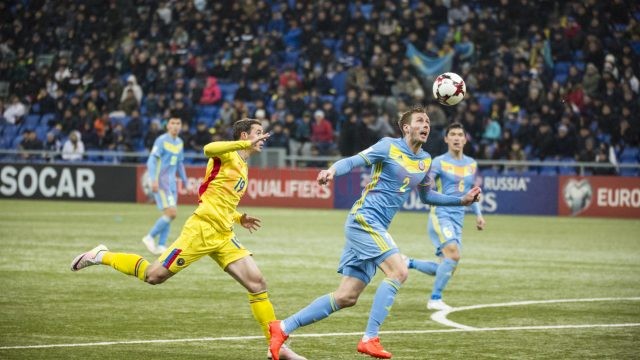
left=153, top=187, right=177, bottom=210
left=427, top=213, right=462, bottom=257
left=337, top=214, right=399, bottom=284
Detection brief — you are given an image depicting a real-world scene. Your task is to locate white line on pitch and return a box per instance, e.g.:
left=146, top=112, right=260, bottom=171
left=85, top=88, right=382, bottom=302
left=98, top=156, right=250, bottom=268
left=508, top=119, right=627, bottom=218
left=1, top=323, right=640, bottom=350
left=431, top=297, right=640, bottom=329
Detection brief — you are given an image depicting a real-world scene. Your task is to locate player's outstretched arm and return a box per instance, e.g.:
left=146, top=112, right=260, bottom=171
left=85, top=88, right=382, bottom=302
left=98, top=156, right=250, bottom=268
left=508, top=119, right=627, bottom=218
left=203, top=140, right=252, bottom=157
left=317, top=154, right=368, bottom=185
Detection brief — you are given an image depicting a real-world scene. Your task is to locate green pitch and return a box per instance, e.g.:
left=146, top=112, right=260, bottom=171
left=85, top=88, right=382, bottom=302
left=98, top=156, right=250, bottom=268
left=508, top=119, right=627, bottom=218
left=0, top=200, right=638, bottom=359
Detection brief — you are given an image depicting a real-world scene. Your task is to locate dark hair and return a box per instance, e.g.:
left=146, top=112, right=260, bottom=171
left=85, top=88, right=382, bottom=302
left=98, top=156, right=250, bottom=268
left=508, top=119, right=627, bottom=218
left=445, top=122, right=465, bottom=136
left=397, top=105, right=427, bottom=136
left=233, top=119, right=261, bottom=140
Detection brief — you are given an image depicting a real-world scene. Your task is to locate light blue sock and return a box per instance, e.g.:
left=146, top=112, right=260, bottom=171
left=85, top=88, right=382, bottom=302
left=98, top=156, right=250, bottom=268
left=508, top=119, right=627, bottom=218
left=282, top=293, right=340, bottom=334
left=149, top=215, right=171, bottom=238
left=158, top=221, right=171, bottom=246
left=364, top=278, right=401, bottom=339
left=408, top=258, right=438, bottom=276
left=431, top=258, right=458, bottom=300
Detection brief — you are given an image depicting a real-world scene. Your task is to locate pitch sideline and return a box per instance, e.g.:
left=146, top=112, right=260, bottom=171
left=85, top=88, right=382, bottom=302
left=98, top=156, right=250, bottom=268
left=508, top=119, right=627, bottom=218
left=2, top=297, right=639, bottom=350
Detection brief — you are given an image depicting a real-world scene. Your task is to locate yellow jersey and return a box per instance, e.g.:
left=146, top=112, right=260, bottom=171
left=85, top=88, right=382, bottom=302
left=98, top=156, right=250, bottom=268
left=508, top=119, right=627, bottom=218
left=195, top=140, right=252, bottom=233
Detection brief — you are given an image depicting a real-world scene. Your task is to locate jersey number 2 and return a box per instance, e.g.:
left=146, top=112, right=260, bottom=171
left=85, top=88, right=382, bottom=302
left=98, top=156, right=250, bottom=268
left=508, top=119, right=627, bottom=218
left=399, top=177, right=410, bottom=193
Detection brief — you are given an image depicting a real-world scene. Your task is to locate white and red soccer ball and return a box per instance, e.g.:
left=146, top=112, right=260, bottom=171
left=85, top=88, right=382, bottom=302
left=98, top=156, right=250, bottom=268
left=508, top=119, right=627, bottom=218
left=432, top=72, right=466, bottom=106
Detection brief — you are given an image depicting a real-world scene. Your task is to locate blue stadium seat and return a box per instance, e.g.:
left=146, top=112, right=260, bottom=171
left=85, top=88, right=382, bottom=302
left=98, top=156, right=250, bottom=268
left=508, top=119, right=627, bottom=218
left=619, top=168, right=639, bottom=176
left=24, top=114, right=40, bottom=129
left=538, top=160, right=558, bottom=176
left=477, top=95, right=493, bottom=115
left=283, top=28, right=302, bottom=50
left=218, top=82, right=239, bottom=102
left=331, top=71, right=347, bottom=96
left=2, top=123, right=20, bottom=139
left=435, top=24, right=449, bottom=46
left=558, top=157, right=577, bottom=175
left=40, top=113, right=57, bottom=127
left=321, top=38, right=337, bottom=52
left=619, top=146, right=639, bottom=163
left=554, top=61, right=571, bottom=76
left=35, top=125, right=49, bottom=141
left=360, top=4, right=373, bottom=20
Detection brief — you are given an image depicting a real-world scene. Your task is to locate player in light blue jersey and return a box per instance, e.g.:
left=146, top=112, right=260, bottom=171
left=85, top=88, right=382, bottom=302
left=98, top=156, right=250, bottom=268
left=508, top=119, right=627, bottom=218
left=406, top=122, right=486, bottom=311
left=269, top=106, right=481, bottom=360
left=142, top=117, right=190, bottom=255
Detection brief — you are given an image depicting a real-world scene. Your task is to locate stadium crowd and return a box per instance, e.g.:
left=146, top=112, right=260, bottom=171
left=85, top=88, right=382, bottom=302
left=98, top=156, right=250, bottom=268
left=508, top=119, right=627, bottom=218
left=0, top=0, right=639, bottom=174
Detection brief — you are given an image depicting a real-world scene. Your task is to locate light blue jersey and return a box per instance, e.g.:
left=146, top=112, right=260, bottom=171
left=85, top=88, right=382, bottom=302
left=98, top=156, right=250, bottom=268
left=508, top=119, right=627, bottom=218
left=340, top=137, right=432, bottom=283
left=428, top=152, right=480, bottom=255
left=147, top=133, right=188, bottom=209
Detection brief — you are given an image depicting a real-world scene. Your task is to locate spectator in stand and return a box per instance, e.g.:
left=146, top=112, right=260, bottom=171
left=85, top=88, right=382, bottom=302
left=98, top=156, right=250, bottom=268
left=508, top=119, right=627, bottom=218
left=199, top=76, right=222, bottom=105
left=267, top=122, right=290, bottom=154
left=145, top=120, right=162, bottom=150
left=555, top=124, right=577, bottom=159
left=18, top=129, right=44, bottom=160
left=290, top=111, right=312, bottom=157
left=61, top=130, right=85, bottom=162
left=190, top=121, right=212, bottom=152
left=126, top=110, right=144, bottom=149
left=533, top=122, right=556, bottom=160
left=311, top=109, right=334, bottom=156
left=120, top=88, right=139, bottom=115
left=120, top=75, right=143, bottom=106
left=43, top=132, right=62, bottom=162
left=4, top=95, right=26, bottom=124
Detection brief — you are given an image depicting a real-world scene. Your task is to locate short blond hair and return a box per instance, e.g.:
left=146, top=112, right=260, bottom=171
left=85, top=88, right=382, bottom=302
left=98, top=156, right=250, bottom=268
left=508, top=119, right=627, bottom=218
left=397, top=105, right=427, bottom=136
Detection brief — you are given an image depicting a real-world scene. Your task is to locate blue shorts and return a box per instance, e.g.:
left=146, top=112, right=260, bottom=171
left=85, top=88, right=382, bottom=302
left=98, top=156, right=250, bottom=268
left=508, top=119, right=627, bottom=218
left=154, top=187, right=177, bottom=210
left=428, top=212, right=462, bottom=257
left=337, top=214, right=399, bottom=284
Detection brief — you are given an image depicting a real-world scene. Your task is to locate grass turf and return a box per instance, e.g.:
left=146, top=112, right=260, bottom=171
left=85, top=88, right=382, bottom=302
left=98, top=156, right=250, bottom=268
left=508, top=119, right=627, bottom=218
left=0, top=200, right=638, bottom=359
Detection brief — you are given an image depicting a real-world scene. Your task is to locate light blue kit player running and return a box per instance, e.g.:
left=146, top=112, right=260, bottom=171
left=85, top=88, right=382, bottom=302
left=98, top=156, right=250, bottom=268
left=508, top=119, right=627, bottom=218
left=406, top=122, right=486, bottom=311
left=142, top=117, right=190, bottom=255
left=269, top=107, right=482, bottom=360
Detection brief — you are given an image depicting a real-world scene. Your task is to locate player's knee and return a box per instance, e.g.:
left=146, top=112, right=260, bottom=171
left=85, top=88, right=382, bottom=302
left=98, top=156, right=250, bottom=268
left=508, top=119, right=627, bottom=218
left=334, top=292, right=359, bottom=308
left=246, top=276, right=267, bottom=293
left=145, top=274, right=167, bottom=285
left=392, top=267, right=409, bottom=283
left=145, top=268, right=170, bottom=285
left=165, top=208, right=177, bottom=219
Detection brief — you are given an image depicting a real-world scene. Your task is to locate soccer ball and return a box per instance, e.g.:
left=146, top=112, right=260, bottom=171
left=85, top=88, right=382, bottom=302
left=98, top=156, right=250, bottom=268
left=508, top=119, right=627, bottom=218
left=432, top=72, right=466, bottom=106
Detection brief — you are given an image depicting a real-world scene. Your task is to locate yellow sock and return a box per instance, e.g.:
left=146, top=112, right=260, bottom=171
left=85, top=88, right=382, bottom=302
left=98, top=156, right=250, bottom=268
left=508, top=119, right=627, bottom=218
left=248, top=291, right=276, bottom=343
left=102, top=252, right=149, bottom=281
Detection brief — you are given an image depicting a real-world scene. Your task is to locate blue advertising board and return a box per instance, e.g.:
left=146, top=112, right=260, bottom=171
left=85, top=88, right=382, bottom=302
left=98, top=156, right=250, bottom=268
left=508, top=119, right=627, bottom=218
left=333, top=169, right=558, bottom=215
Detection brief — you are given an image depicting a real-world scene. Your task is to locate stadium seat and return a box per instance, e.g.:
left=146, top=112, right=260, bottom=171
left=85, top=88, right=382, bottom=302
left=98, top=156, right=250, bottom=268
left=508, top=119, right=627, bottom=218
left=435, top=24, right=449, bottom=46
left=331, top=71, right=347, bottom=96
left=558, top=157, right=577, bottom=175
left=538, top=160, right=558, bottom=176
left=24, top=114, right=40, bottom=129
left=2, top=123, right=20, bottom=139
left=283, top=28, right=302, bottom=50
left=40, top=113, right=56, bottom=127
left=35, top=125, right=49, bottom=141
left=219, top=82, right=239, bottom=102
left=321, top=38, right=337, bottom=52
left=360, top=4, right=373, bottom=20
left=619, top=146, right=639, bottom=163
left=477, top=95, right=493, bottom=115
left=619, top=168, right=639, bottom=176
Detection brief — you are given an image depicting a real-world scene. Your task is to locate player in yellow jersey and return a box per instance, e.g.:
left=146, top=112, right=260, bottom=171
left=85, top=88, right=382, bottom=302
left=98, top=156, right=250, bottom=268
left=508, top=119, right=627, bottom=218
left=70, top=119, right=306, bottom=360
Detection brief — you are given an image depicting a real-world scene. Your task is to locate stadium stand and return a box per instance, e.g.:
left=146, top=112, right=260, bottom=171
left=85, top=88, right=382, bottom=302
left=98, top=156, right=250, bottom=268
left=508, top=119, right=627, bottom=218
left=0, top=0, right=637, bottom=173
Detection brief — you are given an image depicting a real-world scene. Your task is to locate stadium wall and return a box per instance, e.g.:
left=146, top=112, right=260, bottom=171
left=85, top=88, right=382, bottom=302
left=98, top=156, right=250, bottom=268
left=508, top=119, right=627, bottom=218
left=1, top=163, right=637, bottom=218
